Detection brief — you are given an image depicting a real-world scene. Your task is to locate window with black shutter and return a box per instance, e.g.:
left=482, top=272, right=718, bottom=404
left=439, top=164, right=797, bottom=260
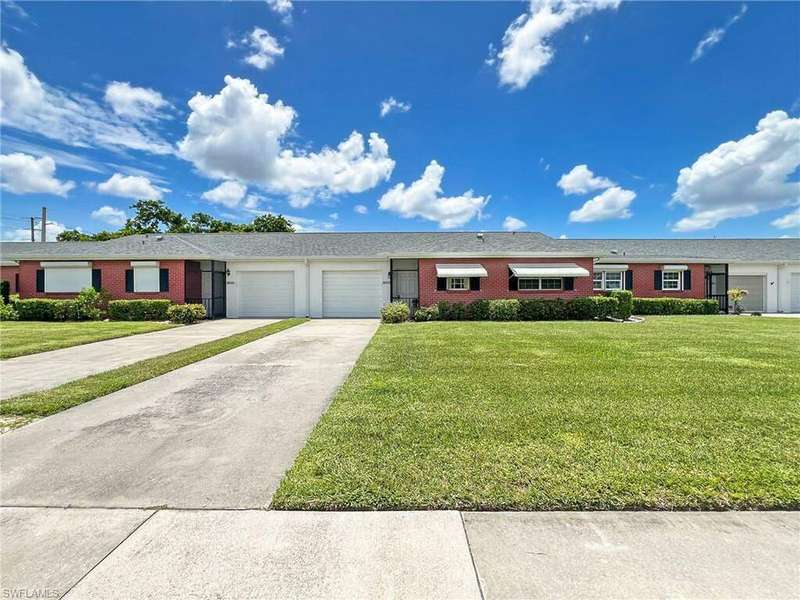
left=625, top=270, right=633, bottom=291
left=469, top=277, right=481, bottom=291
left=125, top=269, right=134, bottom=293
left=508, top=267, right=518, bottom=291
left=436, top=277, right=447, bottom=291
left=92, top=269, right=102, bottom=291
left=654, top=270, right=663, bottom=291
left=36, top=269, right=45, bottom=293
left=563, top=277, right=574, bottom=291
left=683, top=270, right=692, bottom=290
left=159, top=268, right=169, bottom=292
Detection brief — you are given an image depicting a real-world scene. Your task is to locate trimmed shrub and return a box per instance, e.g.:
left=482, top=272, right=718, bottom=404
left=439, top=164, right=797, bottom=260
left=489, top=299, right=520, bottom=321
left=167, top=303, right=207, bottom=324
left=568, top=296, right=619, bottom=320
left=108, top=299, right=172, bottom=321
left=519, top=298, right=569, bottom=321
left=72, top=288, right=103, bottom=321
left=632, top=297, right=719, bottom=315
left=466, top=299, right=490, bottom=321
left=0, top=280, right=9, bottom=305
left=15, top=299, right=71, bottom=321
left=437, top=301, right=466, bottom=321
left=609, top=290, right=633, bottom=320
left=0, top=302, right=18, bottom=321
left=413, top=305, right=439, bottom=322
left=380, top=301, right=410, bottom=323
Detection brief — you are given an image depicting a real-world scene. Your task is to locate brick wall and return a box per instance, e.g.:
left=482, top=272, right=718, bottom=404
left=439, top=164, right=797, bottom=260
left=628, top=263, right=705, bottom=299
left=17, top=260, right=186, bottom=304
left=0, top=266, right=21, bottom=293
left=419, top=257, right=596, bottom=305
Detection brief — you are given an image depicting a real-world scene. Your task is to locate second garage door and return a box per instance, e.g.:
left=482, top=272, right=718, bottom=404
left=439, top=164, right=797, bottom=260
left=238, top=271, right=295, bottom=317
left=322, top=270, right=383, bottom=318
left=729, top=275, right=766, bottom=312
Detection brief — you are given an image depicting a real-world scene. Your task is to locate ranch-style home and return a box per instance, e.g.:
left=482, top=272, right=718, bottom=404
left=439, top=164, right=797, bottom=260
left=1, top=232, right=799, bottom=317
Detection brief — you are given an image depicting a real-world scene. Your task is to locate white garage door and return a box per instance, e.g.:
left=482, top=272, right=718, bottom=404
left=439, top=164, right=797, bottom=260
left=322, top=270, right=383, bottom=318
left=791, top=273, right=800, bottom=313
left=238, top=271, right=294, bottom=317
left=729, top=275, right=765, bottom=312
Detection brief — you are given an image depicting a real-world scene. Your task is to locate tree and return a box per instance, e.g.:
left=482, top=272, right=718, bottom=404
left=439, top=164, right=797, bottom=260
left=251, top=213, right=294, bottom=232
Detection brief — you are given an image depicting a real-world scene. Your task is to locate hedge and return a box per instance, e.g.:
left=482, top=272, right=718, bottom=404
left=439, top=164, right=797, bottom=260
left=380, top=301, right=410, bottom=324
left=167, top=303, right=207, bottom=324
left=609, top=290, right=633, bottom=320
left=108, top=299, right=172, bottom=321
left=14, top=288, right=103, bottom=321
left=422, top=296, right=621, bottom=322
left=632, top=297, right=719, bottom=315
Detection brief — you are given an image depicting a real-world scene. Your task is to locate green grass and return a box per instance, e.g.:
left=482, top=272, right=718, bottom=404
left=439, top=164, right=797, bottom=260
left=273, top=316, right=800, bottom=511
left=0, top=321, right=178, bottom=359
left=0, top=318, right=307, bottom=429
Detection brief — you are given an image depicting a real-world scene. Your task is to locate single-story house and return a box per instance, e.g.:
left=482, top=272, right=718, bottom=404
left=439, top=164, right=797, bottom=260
left=1, top=232, right=798, bottom=317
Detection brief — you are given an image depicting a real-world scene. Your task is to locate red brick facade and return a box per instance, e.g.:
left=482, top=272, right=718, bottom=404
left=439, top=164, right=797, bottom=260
left=626, top=263, right=705, bottom=299
left=0, top=265, right=21, bottom=294
left=16, top=260, right=187, bottom=304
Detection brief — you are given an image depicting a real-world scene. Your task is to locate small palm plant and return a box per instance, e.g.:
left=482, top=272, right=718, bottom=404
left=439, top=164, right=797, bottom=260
left=727, top=288, right=749, bottom=315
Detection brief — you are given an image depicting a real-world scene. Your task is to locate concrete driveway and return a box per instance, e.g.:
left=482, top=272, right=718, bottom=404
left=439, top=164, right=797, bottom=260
left=0, top=318, right=276, bottom=399
left=0, top=319, right=379, bottom=509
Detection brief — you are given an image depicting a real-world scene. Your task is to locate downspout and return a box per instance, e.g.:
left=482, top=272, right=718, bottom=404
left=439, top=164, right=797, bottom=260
left=305, top=258, right=311, bottom=318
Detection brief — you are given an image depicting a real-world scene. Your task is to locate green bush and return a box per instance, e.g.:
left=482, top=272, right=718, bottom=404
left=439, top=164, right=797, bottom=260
left=489, top=299, right=520, bottom=321
left=632, top=297, right=719, bottom=315
left=72, top=288, right=103, bottom=321
left=609, top=290, right=633, bottom=320
left=0, top=302, right=18, bottom=321
left=108, top=299, right=172, bottom=321
left=568, top=296, right=620, bottom=320
left=413, top=305, right=439, bottom=322
left=519, top=298, right=569, bottom=321
left=167, top=303, right=207, bottom=324
left=0, top=280, right=9, bottom=305
left=466, top=299, right=490, bottom=321
left=437, top=301, right=466, bottom=321
left=380, top=301, right=410, bottom=323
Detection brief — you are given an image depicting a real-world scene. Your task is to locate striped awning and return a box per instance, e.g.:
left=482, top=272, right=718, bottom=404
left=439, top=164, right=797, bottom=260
left=435, top=264, right=488, bottom=278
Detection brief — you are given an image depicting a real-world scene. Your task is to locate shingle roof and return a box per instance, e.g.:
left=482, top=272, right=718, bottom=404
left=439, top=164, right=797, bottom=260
left=1, top=232, right=798, bottom=262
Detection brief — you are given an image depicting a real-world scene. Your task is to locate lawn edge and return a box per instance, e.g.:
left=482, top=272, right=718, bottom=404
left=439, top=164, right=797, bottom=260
left=0, top=318, right=308, bottom=430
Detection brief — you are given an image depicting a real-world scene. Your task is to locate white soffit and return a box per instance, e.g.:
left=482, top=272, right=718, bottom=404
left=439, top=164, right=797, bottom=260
left=131, top=260, right=160, bottom=268
left=40, top=261, right=92, bottom=268
left=435, top=264, right=488, bottom=278
left=509, top=263, right=591, bottom=277
left=595, top=263, right=628, bottom=271
left=663, top=264, right=689, bottom=271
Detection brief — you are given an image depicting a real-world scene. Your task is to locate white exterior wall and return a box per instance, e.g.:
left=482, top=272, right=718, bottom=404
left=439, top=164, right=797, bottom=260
left=225, top=259, right=390, bottom=318
left=729, top=262, right=800, bottom=313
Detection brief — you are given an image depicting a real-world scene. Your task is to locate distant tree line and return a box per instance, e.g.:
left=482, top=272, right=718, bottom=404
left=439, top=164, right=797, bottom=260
left=57, top=199, right=295, bottom=241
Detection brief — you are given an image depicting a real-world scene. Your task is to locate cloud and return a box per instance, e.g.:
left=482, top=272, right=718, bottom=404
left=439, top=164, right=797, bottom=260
left=0, top=153, right=75, bottom=196
left=502, top=216, right=527, bottom=231
left=772, top=208, right=800, bottom=230
left=329, top=212, right=339, bottom=220
left=236, top=27, right=285, bottom=70
left=559, top=233, right=568, bottom=239
left=557, top=164, right=614, bottom=195
left=104, top=81, right=171, bottom=121
left=266, top=0, right=293, bottom=23
left=493, top=0, right=620, bottom=90
left=353, top=204, right=368, bottom=214
left=201, top=180, right=248, bottom=208
left=380, top=97, right=411, bottom=117
left=3, top=220, right=69, bottom=242
left=178, top=76, right=394, bottom=207
left=691, top=4, right=747, bottom=63
left=91, top=205, right=128, bottom=227
left=0, top=46, right=173, bottom=155
left=569, top=186, right=635, bottom=222
left=284, top=214, right=336, bottom=232
left=96, top=172, right=168, bottom=200
left=378, top=160, right=488, bottom=229
left=671, top=110, right=800, bottom=231
left=1, top=135, right=105, bottom=173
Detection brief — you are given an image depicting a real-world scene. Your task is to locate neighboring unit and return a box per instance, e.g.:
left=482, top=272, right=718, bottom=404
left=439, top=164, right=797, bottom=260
left=1, top=233, right=798, bottom=317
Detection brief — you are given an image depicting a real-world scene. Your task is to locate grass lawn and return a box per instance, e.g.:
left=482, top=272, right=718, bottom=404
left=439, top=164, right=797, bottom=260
left=0, top=321, right=177, bottom=360
left=273, top=316, right=800, bottom=511
left=0, top=318, right=307, bottom=430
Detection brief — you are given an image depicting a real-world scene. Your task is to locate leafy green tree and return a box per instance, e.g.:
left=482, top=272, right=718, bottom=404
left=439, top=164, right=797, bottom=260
left=251, top=213, right=294, bottom=232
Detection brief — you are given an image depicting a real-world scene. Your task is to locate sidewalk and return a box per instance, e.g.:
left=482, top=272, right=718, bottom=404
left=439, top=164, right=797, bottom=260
left=2, top=508, right=797, bottom=599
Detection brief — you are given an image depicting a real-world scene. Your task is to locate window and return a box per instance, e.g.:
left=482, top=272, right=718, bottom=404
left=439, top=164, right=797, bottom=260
left=518, top=278, right=562, bottom=291
left=41, top=262, right=92, bottom=293
left=447, top=277, right=469, bottom=291
left=594, top=271, right=623, bottom=290
left=662, top=271, right=681, bottom=291
left=593, top=273, right=604, bottom=291
left=133, top=267, right=160, bottom=292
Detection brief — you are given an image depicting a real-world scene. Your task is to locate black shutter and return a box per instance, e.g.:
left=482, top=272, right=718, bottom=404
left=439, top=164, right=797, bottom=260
left=36, top=269, right=45, bottom=293
left=436, top=277, right=447, bottom=291
left=563, top=277, right=574, bottom=291
left=125, top=269, right=134, bottom=293
left=92, top=269, right=102, bottom=291
left=625, top=270, right=633, bottom=291
left=654, top=270, right=663, bottom=291
left=159, top=268, right=169, bottom=292
left=683, top=269, right=691, bottom=290
left=470, top=277, right=480, bottom=291
left=508, top=267, right=518, bottom=291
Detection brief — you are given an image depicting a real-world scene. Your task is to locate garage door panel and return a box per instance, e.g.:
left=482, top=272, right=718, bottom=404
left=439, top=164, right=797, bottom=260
left=791, top=273, right=800, bottom=313
left=323, top=271, right=383, bottom=318
left=729, top=275, right=765, bottom=312
left=239, top=271, right=294, bottom=317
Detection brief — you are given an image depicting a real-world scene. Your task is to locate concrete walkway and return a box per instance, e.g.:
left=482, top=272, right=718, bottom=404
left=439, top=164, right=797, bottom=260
left=1, top=509, right=796, bottom=599
left=0, top=318, right=276, bottom=399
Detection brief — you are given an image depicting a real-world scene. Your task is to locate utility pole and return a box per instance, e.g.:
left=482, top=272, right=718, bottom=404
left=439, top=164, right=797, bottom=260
left=30, top=217, right=36, bottom=242
left=41, top=206, right=47, bottom=242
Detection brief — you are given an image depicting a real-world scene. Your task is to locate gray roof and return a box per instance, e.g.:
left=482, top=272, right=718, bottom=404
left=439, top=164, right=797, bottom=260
left=1, top=232, right=798, bottom=262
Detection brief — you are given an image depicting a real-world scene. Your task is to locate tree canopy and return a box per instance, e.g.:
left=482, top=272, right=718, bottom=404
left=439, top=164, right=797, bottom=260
left=57, top=199, right=295, bottom=241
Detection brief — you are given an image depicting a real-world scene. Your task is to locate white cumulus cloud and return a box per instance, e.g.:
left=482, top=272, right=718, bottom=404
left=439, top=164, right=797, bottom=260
left=569, top=186, right=635, bottom=222
left=557, top=164, right=614, bottom=195
left=493, top=0, right=620, bottom=90
left=104, top=81, right=171, bottom=121
left=236, top=27, right=285, bottom=71
left=266, top=0, right=293, bottom=23
left=96, top=173, right=168, bottom=200
left=177, top=76, right=394, bottom=207
left=671, top=110, right=800, bottom=232
left=772, top=208, right=800, bottom=230
left=91, top=205, right=128, bottom=227
left=380, top=97, right=411, bottom=117
left=0, top=153, right=75, bottom=196
left=502, top=216, right=527, bottom=231
left=378, top=160, right=488, bottom=229
left=201, top=180, right=248, bottom=208
left=3, top=220, right=69, bottom=242
left=353, top=204, right=368, bottom=214
left=691, top=4, right=747, bottom=63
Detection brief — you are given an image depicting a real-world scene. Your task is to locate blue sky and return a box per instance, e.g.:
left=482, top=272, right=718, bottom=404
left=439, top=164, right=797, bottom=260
left=1, top=0, right=798, bottom=240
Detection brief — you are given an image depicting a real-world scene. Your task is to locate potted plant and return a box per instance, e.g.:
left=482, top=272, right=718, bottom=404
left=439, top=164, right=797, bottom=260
left=727, top=288, right=749, bottom=315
